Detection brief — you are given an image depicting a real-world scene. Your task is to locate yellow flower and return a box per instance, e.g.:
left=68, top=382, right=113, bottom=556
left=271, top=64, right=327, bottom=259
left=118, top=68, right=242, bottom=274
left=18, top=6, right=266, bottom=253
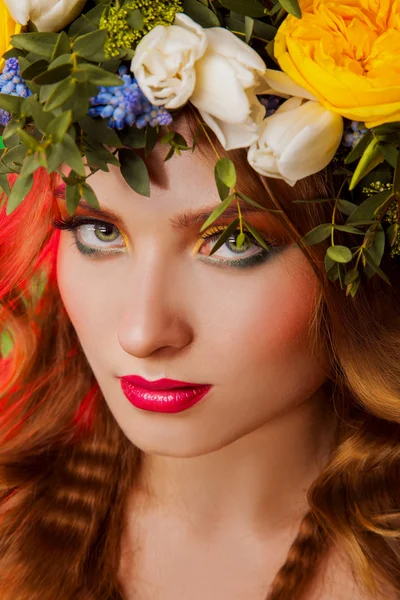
left=274, top=0, right=400, bottom=128
left=0, top=1, right=21, bottom=71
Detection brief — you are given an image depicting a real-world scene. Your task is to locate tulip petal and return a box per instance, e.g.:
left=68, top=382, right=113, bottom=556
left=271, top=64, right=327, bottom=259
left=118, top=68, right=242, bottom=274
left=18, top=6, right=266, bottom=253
left=278, top=108, right=343, bottom=182
left=262, top=69, right=317, bottom=101
left=198, top=108, right=261, bottom=150
left=204, top=27, right=266, bottom=75
left=31, top=0, right=86, bottom=31
left=191, top=53, right=251, bottom=123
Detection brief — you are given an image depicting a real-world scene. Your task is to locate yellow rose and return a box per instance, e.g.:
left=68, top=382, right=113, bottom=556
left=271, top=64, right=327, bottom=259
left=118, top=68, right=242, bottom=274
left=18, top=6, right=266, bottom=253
left=274, top=0, right=400, bottom=128
left=0, top=1, right=21, bottom=71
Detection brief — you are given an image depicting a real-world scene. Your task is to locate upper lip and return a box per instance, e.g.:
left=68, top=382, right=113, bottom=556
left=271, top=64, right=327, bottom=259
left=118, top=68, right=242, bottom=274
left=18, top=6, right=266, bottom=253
left=120, top=375, right=208, bottom=390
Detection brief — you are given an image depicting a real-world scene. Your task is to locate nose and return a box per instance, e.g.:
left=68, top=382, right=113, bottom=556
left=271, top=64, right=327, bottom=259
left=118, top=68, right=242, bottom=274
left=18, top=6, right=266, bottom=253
left=117, top=257, right=194, bottom=359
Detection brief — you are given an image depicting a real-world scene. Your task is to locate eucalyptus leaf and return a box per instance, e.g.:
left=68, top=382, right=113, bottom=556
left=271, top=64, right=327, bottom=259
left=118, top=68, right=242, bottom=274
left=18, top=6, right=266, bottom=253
left=11, top=33, right=60, bottom=60
left=79, top=115, right=121, bottom=147
left=219, top=0, right=267, bottom=18
left=18, top=129, right=39, bottom=151
left=43, top=77, right=77, bottom=111
left=81, top=182, right=100, bottom=208
left=363, top=250, right=391, bottom=284
left=387, top=223, right=399, bottom=248
left=51, top=31, right=71, bottom=61
left=364, top=223, right=385, bottom=277
left=345, top=131, right=373, bottom=164
left=73, top=29, right=108, bottom=61
left=349, top=138, right=385, bottom=190
left=66, top=184, right=81, bottom=216
left=125, top=8, right=145, bottom=29
left=200, top=193, right=236, bottom=232
left=346, top=189, right=393, bottom=224
left=279, top=0, right=302, bottom=18
left=77, top=64, right=123, bottom=86
left=326, top=245, right=353, bottom=264
left=33, top=63, right=73, bottom=85
left=215, top=157, right=237, bottom=188
left=393, top=151, right=400, bottom=193
left=344, top=269, right=359, bottom=285
left=236, top=232, right=246, bottom=248
left=46, top=143, right=65, bottom=172
left=145, top=125, right=159, bottom=157
left=236, top=191, right=282, bottom=213
left=337, top=199, right=358, bottom=216
left=21, top=59, right=49, bottom=80
left=183, top=0, right=221, bottom=26
left=209, top=218, right=240, bottom=255
left=301, top=224, right=332, bottom=246
left=5, top=173, right=34, bottom=215
left=19, top=153, right=41, bottom=178
left=245, top=16, right=255, bottom=43
left=62, top=133, right=86, bottom=176
left=46, top=110, right=72, bottom=143
left=379, top=143, right=399, bottom=168
left=242, top=219, right=270, bottom=250
left=0, top=93, right=23, bottom=115
left=119, top=149, right=150, bottom=197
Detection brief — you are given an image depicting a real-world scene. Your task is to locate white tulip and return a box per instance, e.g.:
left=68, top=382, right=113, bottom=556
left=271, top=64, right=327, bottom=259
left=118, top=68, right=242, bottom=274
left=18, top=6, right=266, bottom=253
left=190, top=27, right=267, bottom=150
left=131, top=13, right=208, bottom=110
left=247, top=97, right=344, bottom=186
left=5, top=0, right=86, bottom=32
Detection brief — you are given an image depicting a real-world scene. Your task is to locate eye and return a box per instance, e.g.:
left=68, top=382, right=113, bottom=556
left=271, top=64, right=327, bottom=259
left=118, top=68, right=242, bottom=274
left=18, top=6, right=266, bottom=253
left=52, top=216, right=126, bottom=255
left=197, top=225, right=279, bottom=268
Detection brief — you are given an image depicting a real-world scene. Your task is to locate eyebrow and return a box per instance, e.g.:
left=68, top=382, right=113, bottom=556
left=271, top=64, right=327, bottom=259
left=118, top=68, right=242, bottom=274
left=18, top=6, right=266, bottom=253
left=55, top=187, right=268, bottom=230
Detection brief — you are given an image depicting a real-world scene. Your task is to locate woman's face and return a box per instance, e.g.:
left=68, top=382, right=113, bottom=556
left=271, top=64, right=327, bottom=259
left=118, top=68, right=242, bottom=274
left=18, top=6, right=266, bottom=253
left=56, top=122, right=327, bottom=457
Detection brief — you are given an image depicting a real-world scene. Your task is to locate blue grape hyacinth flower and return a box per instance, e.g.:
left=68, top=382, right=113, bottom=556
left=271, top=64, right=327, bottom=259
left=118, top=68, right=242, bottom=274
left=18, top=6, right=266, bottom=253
left=0, top=58, right=32, bottom=126
left=89, top=65, right=173, bottom=130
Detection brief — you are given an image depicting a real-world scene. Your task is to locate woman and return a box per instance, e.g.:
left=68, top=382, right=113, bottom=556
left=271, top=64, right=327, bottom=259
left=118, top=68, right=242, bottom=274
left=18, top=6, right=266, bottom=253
left=1, top=0, right=400, bottom=599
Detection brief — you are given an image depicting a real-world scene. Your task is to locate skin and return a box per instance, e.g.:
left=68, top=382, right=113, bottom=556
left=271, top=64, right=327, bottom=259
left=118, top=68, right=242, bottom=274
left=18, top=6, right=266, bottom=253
left=56, top=118, right=342, bottom=597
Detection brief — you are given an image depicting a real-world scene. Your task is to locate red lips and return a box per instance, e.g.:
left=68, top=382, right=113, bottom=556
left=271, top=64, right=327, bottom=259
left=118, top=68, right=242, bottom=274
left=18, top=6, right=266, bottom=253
left=120, top=375, right=207, bottom=390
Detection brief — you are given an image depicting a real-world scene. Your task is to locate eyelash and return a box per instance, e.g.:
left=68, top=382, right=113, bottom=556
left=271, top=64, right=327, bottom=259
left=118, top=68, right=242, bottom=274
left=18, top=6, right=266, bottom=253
left=51, top=216, right=280, bottom=269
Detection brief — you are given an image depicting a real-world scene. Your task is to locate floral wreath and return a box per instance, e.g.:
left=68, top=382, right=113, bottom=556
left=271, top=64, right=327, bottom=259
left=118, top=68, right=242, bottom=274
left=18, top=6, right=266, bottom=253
left=0, top=0, right=399, bottom=297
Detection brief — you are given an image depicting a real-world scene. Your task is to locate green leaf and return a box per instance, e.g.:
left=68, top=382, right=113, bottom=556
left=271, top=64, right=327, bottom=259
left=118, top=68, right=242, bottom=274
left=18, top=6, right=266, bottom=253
left=73, top=29, right=108, bottom=61
left=46, top=110, right=72, bottom=143
left=19, top=153, right=41, bottom=178
left=344, top=131, right=373, bottom=164
left=62, top=133, right=86, bottom=177
left=344, top=269, right=359, bottom=285
left=163, top=146, right=175, bottom=162
left=387, top=223, right=399, bottom=248
left=242, top=219, right=270, bottom=251
left=347, top=276, right=361, bottom=297
left=364, top=223, right=385, bottom=277
left=346, top=189, right=393, bottom=224
left=125, top=8, right=145, bottom=29
left=43, top=77, right=77, bottom=111
left=0, top=93, right=23, bottom=115
left=333, top=224, right=364, bottom=235
left=66, top=184, right=81, bottom=216
left=6, top=173, right=34, bottom=215
left=119, top=149, right=150, bottom=197
left=1, top=330, right=13, bottom=358
left=326, top=245, right=353, bottom=264
left=379, top=143, right=399, bottom=168
left=279, top=0, right=302, bottom=18
left=79, top=115, right=122, bottom=147
left=2, top=145, right=27, bottom=170
left=18, top=129, right=39, bottom=151
left=219, top=0, right=267, bottom=18
left=253, top=20, right=277, bottom=41
left=2, top=119, right=21, bottom=141
left=33, top=63, right=73, bottom=85
left=182, top=0, right=220, bottom=26
left=46, top=143, right=65, bottom=172
left=21, top=59, right=49, bottom=80
left=51, top=31, right=71, bottom=61
left=209, top=218, right=240, bottom=255
left=245, top=16, right=255, bottom=43
left=199, top=194, right=235, bottom=232
left=81, top=182, right=100, bottom=209
left=118, top=127, right=146, bottom=150
left=0, top=174, right=11, bottom=195
left=349, top=138, right=385, bottom=190
left=363, top=250, right=391, bottom=284
left=337, top=198, right=358, bottom=216
left=301, top=224, right=332, bottom=246
left=10, top=33, right=60, bottom=60
left=236, top=191, right=282, bottom=213
left=77, top=64, right=123, bottom=87
left=236, top=232, right=246, bottom=248
left=215, top=157, right=237, bottom=189
left=393, top=151, right=400, bottom=193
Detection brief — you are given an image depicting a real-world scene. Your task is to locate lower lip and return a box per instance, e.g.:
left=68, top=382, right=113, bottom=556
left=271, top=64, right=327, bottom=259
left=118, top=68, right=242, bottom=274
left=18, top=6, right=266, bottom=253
left=120, top=380, right=212, bottom=413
